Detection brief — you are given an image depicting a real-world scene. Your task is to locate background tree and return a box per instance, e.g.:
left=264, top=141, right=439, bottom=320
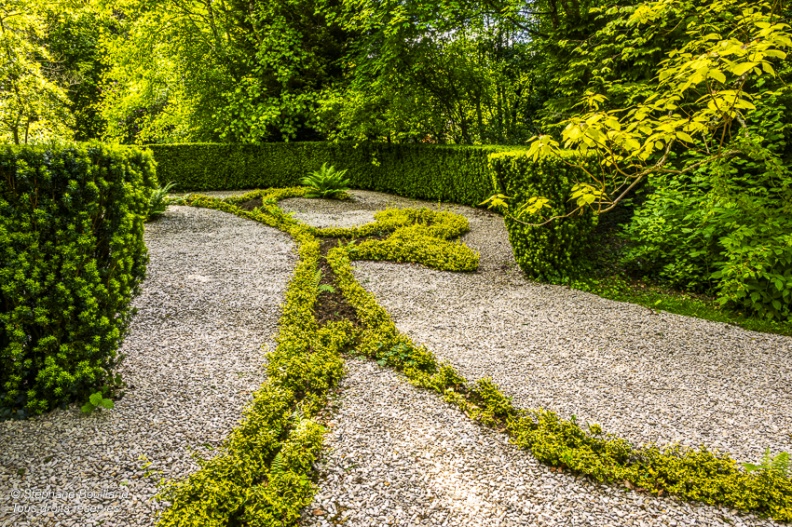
left=0, top=0, right=73, bottom=144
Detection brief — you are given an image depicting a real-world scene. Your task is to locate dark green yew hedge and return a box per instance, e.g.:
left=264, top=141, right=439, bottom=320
left=489, top=151, right=597, bottom=280
left=147, top=142, right=510, bottom=206
left=0, top=143, right=156, bottom=417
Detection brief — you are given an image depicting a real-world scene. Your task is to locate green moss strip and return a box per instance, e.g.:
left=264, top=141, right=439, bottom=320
left=327, top=240, right=792, bottom=523
left=160, top=189, right=792, bottom=525
left=314, top=208, right=479, bottom=272
left=157, top=189, right=351, bottom=526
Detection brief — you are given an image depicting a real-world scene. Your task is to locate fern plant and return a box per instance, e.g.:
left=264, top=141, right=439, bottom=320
left=300, top=163, right=350, bottom=199
left=148, top=182, right=176, bottom=221
left=744, top=449, right=791, bottom=477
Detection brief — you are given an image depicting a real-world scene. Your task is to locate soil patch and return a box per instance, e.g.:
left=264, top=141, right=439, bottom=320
left=316, top=238, right=359, bottom=326
left=238, top=197, right=263, bottom=211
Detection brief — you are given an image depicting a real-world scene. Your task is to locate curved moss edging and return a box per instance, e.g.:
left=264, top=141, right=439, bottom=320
left=156, top=189, right=792, bottom=526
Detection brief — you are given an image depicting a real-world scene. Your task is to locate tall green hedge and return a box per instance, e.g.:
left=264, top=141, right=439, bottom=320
left=147, top=142, right=512, bottom=206
left=149, top=142, right=595, bottom=281
left=0, top=142, right=156, bottom=417
left=488, top=151, right=597, bottom=280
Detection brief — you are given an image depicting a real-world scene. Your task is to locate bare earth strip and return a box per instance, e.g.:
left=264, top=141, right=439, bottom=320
left=0, top=206, right=296, bottom=527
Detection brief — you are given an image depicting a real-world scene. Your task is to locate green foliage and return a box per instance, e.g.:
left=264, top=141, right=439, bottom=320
left=522, top=0, right=792, bottom=218
left=623, top=135, right=792, bottom=321
left=745, top=449, right=791, bottom=478
left=511, top=0, right=792, bottom=320
left=300, top=163, right=350, bottom=199
left=0, top=142, right=156, bottom=417
left=156, top=189, right=348, bottom=526
left=318, top=0, right=537, bottom=144
left=80, top=391, right=114, bottom=415
left=99, top=0, right=349, bottom=143
left=147, top=182, right=175, bottom=221
left=318, top=207, right=480, bottom=272
left=487, top=151, right=598, bottom=280
left=147, top=142, right=511, bottom=205
left=42, top=2, right=110, bottom=141
left=0, top=0, right=73, bottom=144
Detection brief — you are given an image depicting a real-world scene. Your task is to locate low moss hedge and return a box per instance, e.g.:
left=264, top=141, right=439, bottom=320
left=161, top=190, right=792, bottom=525
left=0, top=143, right=156, bottom=417
left=147, top=142, right=511, bottom=206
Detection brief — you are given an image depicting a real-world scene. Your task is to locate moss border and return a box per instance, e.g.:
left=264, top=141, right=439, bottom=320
left=157, top=190, right=792, bottom=525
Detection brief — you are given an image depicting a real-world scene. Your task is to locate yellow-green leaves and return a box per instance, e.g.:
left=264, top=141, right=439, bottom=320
left=520, top=0, right=792, bottom=224
left=526, top=134, right=561, bottom=161
left=479, top=193, right=512, bottom=212
left=570, top=183, right=605, bottom=207
left=518, top=196, right=552, bottom=216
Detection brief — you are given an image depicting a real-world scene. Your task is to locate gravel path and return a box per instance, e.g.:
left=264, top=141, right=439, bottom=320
left=283, top=190, right=792, bottom=464
left=304, top=360, right=774, bottom=527
left=0, top=206, right=296, bottom=527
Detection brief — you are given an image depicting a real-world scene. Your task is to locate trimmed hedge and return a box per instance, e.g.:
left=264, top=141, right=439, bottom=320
left=147, top=142, right=514, bottom=206
left=0, top=143, right=156, bottom=417
left=489, top=151, right=598, bottom=280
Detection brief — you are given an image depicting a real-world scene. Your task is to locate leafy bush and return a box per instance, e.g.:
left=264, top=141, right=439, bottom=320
left=300, top=163, right=350, bottom=199
left=487, top=151, right=598, bottom=280
left=624, top=135, right=792, bottom=321
left=147, top=181, right=175, bottom=220
left=621, top=171, right=722, bottom=292
left=0, top=142, right=156, bottom=417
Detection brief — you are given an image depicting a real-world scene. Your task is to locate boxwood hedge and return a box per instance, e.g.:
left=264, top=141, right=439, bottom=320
left=0, top=143, right=156, bottom=417
left=151, top=142, right=601, bottom=280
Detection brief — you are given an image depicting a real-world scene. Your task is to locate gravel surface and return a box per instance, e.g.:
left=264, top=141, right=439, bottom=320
left=0, top=206, right=296, bottom=527
left=304, top=359, right=775, bottom=527
left=286, top=190, right=792, bottom=464
left=170, top=190, right=256, bottom=199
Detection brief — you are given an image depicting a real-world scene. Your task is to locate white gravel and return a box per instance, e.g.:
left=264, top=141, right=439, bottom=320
left=4, top=190, right=790, bottom=527
left=304, top=360, right=776, bottom=527
left=0, top=206, right=296, bottom=527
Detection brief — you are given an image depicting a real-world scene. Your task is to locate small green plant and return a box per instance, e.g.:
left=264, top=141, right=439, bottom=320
left=148, top=182, right=176, bottom=220
left=744, top=449, right=791, bottom=477
left=81, top=392, right=115, bottom=415
left=318, top=284, right=336, bottom=294
left=300, top=163, right=350, bottom=199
